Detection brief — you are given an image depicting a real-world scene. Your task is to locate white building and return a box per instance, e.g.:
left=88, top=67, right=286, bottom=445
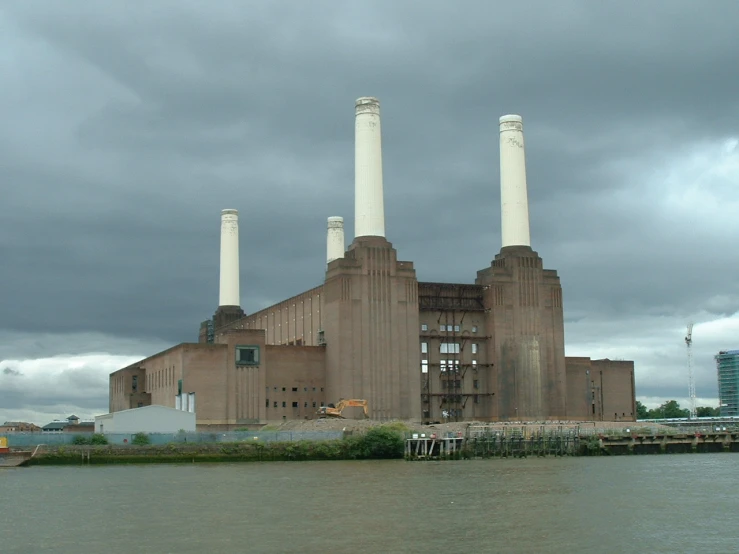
left=95, top=405, right=196, bottom=434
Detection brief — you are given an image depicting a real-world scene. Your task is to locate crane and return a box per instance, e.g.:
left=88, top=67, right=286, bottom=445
left=685, top=323, right=696, bottom=419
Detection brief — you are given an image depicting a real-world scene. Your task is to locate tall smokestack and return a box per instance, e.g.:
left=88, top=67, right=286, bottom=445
left=327, top=216, right=345, bottom=264
left=354, top=97, right=385, bottom=238
left=219, top=209, right=240, bottom=307
left=499, top=114, right=531, bottom=248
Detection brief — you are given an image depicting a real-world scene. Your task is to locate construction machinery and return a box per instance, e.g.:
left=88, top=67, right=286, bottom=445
left=316, top=399, right=369, bottom=419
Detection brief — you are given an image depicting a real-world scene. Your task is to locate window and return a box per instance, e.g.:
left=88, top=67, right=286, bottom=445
left=321, top=387, right=324, bottom=392
left=473, top=380, right=479, bottom=389
left=454, top=325, right=460, bottom=332
left=132, top=375, right=138, bottom=392
left=440, top=324, right=447, bottom=331
left=282, top=401, right=286, bottom=408
left=304, top=402, right=308, bottom=408
left=472, top=360, right=477, bottom=366
left=421, top=360, right=429, bottom=374
left=440, top=343, right=460, bottom=354
left=421, top=324, right=428, bottom=331
left=312, top=402, right=317, bottom=408
left=292, top=387, right=298, bottom=392
left=312, top=387, right=316, bottom=392
left=474, top=395, right=479, bottom=404
left=304, top=387, right=308, bottom=392
left=235, top=345, right=260, bottom=365
left=440, top=360, right=460, bottom=373
left=421, top=342, right=428, bottom=354
left=274, top=401, right=278, bottom=408
left=472, top=325, right=478, bottom=333
left=472, top=343, right=478, bottom=354
left=292, top=402, right=298, bottom=408
left=266, top=399, right=269, bottom=408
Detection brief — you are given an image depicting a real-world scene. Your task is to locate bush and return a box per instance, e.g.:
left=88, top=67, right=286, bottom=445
left=132, top=432, right=151, bottom=446
left=360, top=426, right=405, bottom=459
left=71, top=434, right=108, bottom=445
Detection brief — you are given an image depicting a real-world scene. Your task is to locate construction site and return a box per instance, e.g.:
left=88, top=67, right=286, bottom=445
left=108, top=97, right=637, bottom=430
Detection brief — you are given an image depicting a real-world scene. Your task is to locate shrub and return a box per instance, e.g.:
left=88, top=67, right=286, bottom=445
left=360, top=426, right=405, bottom=459
left=72, top=435, right=90, bottom=445
left=132, top=432, right=151, bottom=446
left=90, top=433, right=108, bottom=445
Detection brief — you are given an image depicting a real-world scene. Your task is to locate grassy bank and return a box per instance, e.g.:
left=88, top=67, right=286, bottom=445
left=30, top=426, right=407, bottom=465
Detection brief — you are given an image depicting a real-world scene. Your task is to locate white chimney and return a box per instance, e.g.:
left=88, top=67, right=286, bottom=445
left=219, top=209, right=240, bottom=307
left=327, top=216, right=345, bottom=264
left=499, top=114, right=531, bottom=248
left=354, top=97, right=385, bottom=238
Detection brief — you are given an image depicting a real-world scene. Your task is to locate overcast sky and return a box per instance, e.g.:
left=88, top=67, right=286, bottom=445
left=1, top=1, right=738, bottom=425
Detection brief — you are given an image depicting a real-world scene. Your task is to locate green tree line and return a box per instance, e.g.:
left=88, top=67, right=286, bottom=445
left=636, top=400, right=720, bottom=419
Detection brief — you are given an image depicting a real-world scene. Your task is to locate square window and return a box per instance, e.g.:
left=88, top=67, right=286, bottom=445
left=282, top=387, right=286, bottom=392
left=421, top=324, right=428, bottom=331
left=454, top=325, right=460, bottom=332
left=292, top=402, right=298, bottom=408
left=235, top=345, right=260, bottom=365
left=292, top=387, right=298, bottom=392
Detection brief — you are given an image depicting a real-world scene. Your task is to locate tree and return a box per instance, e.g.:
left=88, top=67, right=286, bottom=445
left=696, top=406, right=720, bottom=417
left=635, top=400, right=649, bottom=419
left=647, top=400, right=690, bottom=419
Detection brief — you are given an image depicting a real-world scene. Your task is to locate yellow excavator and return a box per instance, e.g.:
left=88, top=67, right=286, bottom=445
left=316, top=399, right=369, bottom=419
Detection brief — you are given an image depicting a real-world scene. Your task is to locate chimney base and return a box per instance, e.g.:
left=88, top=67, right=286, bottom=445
left=213, top=305, right=246, bottom=330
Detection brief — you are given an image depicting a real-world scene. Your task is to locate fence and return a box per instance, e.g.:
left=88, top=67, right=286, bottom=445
left=1, top=430, right=345, bottom=447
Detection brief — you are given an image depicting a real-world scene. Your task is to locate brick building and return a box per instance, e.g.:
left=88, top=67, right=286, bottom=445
left=109, top=98, right=636, bottom=429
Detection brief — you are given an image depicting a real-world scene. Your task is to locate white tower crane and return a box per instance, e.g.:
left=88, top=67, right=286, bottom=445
left=685, top=323, right=696, bottom=419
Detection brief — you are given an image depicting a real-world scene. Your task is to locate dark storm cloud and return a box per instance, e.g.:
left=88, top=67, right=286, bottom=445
left=1, top=0, right=738, bottom=365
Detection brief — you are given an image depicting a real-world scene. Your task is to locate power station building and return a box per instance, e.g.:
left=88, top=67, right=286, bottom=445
left=109, top=97, right=637, bottom=429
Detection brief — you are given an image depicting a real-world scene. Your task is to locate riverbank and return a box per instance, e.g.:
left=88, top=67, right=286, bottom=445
left=25, top=429, right=739, bottom=465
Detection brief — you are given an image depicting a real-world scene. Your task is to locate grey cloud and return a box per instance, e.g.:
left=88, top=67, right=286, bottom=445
left=0, top=2, right=738, bottom=411
left=3, top=367, right=22, bottom=376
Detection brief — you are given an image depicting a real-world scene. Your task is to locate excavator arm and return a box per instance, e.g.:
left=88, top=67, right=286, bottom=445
left=316, top=399, right=369, bottom=418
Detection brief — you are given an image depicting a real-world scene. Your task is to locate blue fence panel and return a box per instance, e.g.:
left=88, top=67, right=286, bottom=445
left=1, top=430, right=345, bottom=447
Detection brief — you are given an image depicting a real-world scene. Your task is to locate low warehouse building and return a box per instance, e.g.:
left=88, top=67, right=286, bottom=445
left=95, top=405, right=196, bottom=434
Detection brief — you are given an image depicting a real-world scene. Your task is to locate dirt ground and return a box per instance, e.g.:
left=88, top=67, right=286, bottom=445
left=270, top=418, right=670, bottom=435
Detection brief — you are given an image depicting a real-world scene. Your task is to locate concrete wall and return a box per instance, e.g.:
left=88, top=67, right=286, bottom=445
left=95, top=405, right=196, bottom=434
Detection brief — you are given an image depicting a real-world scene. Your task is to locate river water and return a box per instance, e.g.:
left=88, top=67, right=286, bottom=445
left=1, top=455, right=737, bottom=553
